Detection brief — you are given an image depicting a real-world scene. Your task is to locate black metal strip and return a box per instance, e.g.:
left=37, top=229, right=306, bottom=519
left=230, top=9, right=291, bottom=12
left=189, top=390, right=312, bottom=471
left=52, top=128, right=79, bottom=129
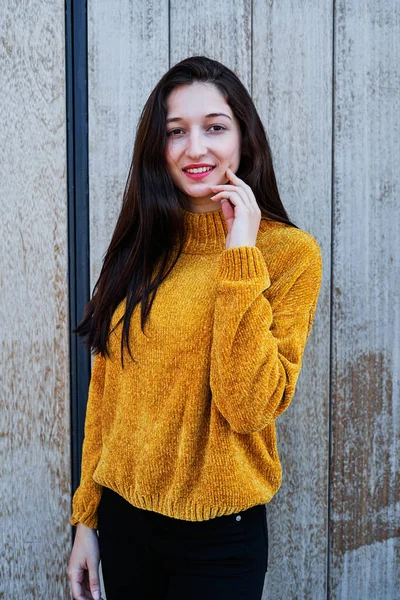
left=65, top=0, right=91, bottom=538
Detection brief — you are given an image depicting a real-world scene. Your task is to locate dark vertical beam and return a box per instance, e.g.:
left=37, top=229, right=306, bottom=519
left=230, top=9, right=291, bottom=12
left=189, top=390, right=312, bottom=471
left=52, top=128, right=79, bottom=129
left=65, top=0, right=91, bottom=540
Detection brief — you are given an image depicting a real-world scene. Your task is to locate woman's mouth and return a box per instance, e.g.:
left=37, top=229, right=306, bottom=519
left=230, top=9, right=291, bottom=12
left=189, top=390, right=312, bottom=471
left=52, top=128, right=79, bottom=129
left=182, top=166, right=216, bottom=179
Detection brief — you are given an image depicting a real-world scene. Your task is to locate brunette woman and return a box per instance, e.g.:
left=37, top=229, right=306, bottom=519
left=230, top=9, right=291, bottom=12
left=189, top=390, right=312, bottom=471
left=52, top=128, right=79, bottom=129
left=68, top=55, right=323, bottom=600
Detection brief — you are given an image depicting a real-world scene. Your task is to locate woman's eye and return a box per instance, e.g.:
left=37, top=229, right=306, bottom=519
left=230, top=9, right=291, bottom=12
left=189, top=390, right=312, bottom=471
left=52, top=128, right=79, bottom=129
left=167, top=129, right=184, bottom=136
left=209, top=125, right=226, bottom=132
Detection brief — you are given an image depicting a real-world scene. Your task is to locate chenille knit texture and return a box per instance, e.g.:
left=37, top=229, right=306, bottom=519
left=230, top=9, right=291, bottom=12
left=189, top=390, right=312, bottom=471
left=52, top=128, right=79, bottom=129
left=70, top=206, right=323, bottom=529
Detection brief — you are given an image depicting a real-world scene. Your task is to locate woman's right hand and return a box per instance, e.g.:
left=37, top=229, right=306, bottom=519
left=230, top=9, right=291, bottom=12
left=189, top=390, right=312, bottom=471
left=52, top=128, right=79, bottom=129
left=68, top=522, right=104, bottom=600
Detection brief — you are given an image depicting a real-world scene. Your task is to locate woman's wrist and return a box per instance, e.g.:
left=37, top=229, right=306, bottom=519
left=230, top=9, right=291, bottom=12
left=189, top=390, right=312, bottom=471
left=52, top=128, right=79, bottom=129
left=76, top=522, right=98, bottom=535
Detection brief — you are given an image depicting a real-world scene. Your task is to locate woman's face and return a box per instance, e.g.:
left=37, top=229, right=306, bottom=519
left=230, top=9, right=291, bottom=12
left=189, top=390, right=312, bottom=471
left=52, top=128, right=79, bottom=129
left=165, top=82, right=242, bottom=212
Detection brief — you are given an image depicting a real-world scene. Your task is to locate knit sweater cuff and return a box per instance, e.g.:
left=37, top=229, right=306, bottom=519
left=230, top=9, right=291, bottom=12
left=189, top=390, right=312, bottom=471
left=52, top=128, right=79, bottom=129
left=70, top=484, right=102, bottom=529
left=70, top=505, right=99, bottom=530
left=216, top=245, right=271, bottom=285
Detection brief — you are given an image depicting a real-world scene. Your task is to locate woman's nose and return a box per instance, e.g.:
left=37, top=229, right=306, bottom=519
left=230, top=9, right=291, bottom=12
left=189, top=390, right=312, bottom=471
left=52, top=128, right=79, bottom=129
left=186, top=133, right=207, bottom=158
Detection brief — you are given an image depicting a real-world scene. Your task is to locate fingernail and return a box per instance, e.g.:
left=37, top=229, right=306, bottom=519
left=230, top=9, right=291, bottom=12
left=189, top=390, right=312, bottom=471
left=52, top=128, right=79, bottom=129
left=93, top=591, right=100, bottom=600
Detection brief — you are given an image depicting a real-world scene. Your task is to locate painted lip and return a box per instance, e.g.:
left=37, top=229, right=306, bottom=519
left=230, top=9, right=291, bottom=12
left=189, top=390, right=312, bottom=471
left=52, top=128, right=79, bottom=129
left=183, top=163, right=215, bottom=170
left=182, top=164, right=216, bottom=179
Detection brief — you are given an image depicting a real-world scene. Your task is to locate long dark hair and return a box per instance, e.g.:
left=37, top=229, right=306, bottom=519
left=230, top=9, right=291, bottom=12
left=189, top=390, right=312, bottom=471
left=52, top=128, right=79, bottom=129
left=75, top=55, right=298, bottom=364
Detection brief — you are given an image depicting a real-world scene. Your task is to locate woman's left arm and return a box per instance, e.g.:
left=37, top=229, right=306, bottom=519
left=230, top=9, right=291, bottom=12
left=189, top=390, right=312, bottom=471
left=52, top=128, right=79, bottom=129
left=209, top=240, right=323, bottom=434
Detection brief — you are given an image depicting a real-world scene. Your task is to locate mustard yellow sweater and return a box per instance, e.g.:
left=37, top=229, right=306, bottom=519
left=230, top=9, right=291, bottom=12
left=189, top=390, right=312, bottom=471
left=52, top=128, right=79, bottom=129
left=70, top=206, right=323, bottom=529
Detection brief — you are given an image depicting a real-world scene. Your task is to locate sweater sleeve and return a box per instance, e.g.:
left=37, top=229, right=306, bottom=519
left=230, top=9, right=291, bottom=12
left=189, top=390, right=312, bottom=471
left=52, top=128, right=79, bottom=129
left=209, top=239, right=323, bottom=434
left=70, top=352, right=106, bottom=529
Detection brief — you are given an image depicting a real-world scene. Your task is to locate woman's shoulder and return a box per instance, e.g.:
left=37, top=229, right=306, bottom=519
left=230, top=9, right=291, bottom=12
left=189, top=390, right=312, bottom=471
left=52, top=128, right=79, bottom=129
left=259, top=217, right=321, bottom=253
left=255, top=219, right=322, bottom=307
left=257, top=218, right=322, bottom=275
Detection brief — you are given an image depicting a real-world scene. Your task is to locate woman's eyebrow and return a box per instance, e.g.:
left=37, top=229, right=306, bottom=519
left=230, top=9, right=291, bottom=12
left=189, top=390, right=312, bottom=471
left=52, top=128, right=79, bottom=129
left=166, top=113, right=232, bottom=124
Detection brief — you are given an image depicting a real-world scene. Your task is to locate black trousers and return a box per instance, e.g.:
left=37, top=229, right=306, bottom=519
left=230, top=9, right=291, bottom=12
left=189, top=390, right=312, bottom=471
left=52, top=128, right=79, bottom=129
left=97, top=486, right=268, bottom=600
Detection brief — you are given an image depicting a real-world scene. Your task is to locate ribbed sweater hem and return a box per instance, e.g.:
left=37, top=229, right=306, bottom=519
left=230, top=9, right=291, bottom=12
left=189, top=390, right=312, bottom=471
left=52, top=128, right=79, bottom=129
left=95, top=480, right=278, bottom=522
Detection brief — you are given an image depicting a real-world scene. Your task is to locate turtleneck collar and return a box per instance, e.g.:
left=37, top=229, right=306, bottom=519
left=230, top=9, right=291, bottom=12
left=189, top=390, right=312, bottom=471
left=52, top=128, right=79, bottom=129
left=180, top=206, right=278, bottom=254
left=181, top=206, right=229, bottom=254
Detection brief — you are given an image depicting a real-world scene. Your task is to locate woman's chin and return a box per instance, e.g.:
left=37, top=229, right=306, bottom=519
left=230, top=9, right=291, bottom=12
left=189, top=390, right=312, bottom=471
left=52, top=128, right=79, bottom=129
left=182, top=184, right=213, bottom=196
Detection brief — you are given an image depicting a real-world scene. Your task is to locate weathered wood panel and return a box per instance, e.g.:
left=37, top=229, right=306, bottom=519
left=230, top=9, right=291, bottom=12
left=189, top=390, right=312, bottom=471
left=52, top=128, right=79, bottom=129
left=0, top=0, right=70, bottom=598
left=87, top=3, right=170, bottom=596
left=88, top=0, right=169, bottom=292
left=252, top=2, right=332, bottom=598
left=170, top=0, right=252, bottom=93
left=331, top=1, right=400, bottom=598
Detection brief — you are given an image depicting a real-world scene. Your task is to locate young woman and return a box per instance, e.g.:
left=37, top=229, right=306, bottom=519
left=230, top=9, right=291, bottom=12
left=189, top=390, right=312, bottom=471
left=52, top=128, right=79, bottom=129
left=68, top=56, right=323, bottom=600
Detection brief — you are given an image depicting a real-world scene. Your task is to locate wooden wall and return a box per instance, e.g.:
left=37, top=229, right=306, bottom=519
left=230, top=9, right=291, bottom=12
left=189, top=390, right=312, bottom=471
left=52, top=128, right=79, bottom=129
left=0, top=0, right=71, bottom=598
left=331, top=1, right=400, bottom=597
left=252, top=2, right=332, bottom=597
left=88, top=1, right=399, bottom=599
left=0, top=0, right=397, bottom=598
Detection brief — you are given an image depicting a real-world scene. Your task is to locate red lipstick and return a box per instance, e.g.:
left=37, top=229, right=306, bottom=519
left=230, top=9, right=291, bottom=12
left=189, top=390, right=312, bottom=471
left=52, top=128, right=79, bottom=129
left=183, top=163, right=215, bottom=170
left=182, top=164, right=216, bottom=179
